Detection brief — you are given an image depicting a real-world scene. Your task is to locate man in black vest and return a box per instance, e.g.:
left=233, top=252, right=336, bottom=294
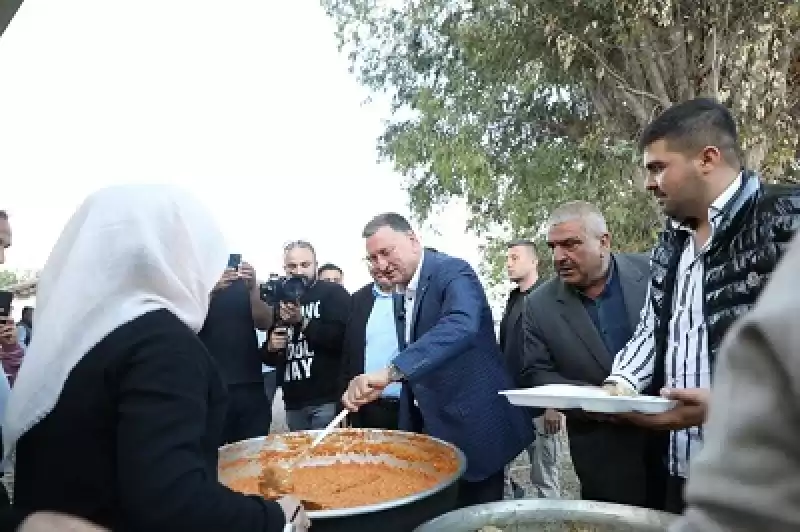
left=604, top=98, right=800, bottom=513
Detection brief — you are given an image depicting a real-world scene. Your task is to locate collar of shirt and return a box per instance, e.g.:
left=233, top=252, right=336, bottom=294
left=372, top=283, right=393, bottom=298
left=574, top=257, right=618, bottom=301
left=513, top=278, right=539, bottom=297
left=402, top=251, right=425, bottom=297
left=672, top=172, right=743, bottom=233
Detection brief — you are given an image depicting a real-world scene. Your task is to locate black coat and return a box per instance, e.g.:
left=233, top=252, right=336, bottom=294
left=8, top=310, right=285, bottom=532
left=338, top=282, right=378, bottom=423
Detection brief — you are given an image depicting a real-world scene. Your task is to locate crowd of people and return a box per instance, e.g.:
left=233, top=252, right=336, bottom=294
left=0, top=96, right=798, bottom=532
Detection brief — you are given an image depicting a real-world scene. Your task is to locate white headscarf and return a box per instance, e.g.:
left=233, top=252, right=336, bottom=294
left=3, top=184, right=228, bottom=456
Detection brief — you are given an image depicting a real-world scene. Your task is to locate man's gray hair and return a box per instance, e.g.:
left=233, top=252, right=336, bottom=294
left=547, top=201, right=608, bottom=237
left=0, top=210, right=7, bottom=220
left=362, top=212, right=414, bottom=238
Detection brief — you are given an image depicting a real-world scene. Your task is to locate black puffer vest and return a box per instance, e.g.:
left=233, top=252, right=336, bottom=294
left=650, top=172, right=800, bottom=389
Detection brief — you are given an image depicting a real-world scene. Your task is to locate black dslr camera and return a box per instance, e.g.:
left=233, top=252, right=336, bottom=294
left=259, top=274, right=309, bottom=306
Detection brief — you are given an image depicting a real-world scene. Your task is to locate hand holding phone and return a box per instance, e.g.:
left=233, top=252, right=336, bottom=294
left=227, top=253, right=242, bottom=271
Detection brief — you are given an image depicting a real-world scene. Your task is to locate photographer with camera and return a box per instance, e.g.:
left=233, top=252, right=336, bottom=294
left=261, top=241, right=351, bottom=431
left=199, top=254, right=274, bottom=445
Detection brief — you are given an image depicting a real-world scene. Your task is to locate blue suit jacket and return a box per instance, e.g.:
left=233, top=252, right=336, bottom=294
left=393, top=249, right=535, bottom=482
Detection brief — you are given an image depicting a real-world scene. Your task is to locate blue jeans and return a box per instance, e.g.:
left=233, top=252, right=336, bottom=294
left=286, top=402, right=337, bottom=431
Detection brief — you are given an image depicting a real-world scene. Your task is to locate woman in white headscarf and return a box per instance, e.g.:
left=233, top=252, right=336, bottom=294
left=0, top=185, right=309, bottom=532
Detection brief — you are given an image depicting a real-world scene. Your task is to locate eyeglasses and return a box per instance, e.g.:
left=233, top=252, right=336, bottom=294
left=364, top=245, right=397, bottom=266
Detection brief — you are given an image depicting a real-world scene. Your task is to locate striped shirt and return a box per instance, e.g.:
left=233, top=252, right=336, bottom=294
left=607, top=174, right=742, bottom=478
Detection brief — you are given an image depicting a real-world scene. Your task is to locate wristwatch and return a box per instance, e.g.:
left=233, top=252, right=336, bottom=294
left=387, top=363, right=405, bottom=382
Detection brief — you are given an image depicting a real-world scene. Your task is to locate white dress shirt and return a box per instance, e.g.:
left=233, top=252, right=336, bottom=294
left=399, top=252, right=424, bottom=406
left=402, top=252, right=425, bottom=345
left=608, top=174, right=744, bottom=478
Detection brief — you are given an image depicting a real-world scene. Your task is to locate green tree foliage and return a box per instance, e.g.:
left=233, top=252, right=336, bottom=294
left=0, top=269, right=37, bottom=290
left=0, top=270, right=18, bottom=289
left=322, top=0, right=800, bottom=284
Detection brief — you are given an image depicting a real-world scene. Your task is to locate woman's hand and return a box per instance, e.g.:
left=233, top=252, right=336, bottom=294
left=276, top=495, right=311, bottom=531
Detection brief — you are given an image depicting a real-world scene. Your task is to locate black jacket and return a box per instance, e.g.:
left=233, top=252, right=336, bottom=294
left=262, top=280, right=351, bottom=409
left=649, top=173, right=800, bottom=388
left=499, top=279, right=543, bottom=386
left=339, top=282, right=377, bottom=398
left=9, top=309, right=284, bottom=532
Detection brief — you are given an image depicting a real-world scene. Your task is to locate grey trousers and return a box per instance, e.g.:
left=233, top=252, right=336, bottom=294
left=506, top=415, right=562, bottom=499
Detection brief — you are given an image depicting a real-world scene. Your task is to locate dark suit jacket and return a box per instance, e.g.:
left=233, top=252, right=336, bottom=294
left=521, top=253, right=649, bottom=388
left=520, top=252, right=662, bottom=508
left=393, top=249, right=534, bottom=482
left=500, top=280, right=544, bottom=387
left=339, top=282, right=376, bottom=398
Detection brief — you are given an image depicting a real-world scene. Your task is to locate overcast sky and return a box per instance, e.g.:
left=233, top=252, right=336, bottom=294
left=0, top=0, right=496, bottom=306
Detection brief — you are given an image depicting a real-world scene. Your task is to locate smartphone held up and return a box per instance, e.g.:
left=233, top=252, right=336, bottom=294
left=227, top=254, right=242, bottom=271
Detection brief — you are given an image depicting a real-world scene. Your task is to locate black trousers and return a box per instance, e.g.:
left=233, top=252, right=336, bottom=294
left=221, top=382, right=272, bottom=445
left=352, top=398, right=400, bottom=430
left=456, top=470, right=505, bottom=509
left=568, top=421, right=667, bottom=509
left=664, top=475, right=686, bottom=515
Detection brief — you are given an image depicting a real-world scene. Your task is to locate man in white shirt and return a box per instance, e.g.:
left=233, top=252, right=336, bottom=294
left=603, top=98, right=800, bottom=513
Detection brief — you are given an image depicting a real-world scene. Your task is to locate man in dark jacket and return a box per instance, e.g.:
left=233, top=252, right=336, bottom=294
left=499, top=240, right=543, bottom=378
left=499, top=239, right=561, bottom=500
left=343, top=213, right=534, bottom=509
left=199, top=261, right=274, bottom=445
left=263, top=241, right=351, bottom=431
left=340, top=266, right=400, bottom=429
left=604, top=98, right=800, bottom=513
left=521, top=201, right=663, bottom=508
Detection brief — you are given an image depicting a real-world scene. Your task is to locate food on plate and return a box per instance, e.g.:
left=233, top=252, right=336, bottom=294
left=602, top=382, right=638, bottom=397
left=222, top=431, right=459, bottom=510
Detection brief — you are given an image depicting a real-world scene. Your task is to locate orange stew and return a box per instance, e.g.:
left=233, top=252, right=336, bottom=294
left=222, top=432, right=458, bottom=510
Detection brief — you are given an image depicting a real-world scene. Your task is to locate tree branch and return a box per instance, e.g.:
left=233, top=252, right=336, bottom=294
left=548, top=22, right=664, bottom=107
left=641, top=21, right=672, bottom=106
left=668, top=3, right=692, bottom=100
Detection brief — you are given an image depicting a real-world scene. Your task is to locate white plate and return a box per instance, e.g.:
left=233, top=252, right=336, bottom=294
left=500, top=384, right=677, bottom=414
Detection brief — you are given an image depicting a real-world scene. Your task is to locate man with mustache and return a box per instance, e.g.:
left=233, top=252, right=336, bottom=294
left=342, top=213, right=534, bottom=508
left=604, top=98, right=800, bottom=513
left=520, top=201, right=665, bottom=508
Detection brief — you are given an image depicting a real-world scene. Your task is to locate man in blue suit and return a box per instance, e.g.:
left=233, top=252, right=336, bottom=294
left=342, top=213, right=535, bottom=508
